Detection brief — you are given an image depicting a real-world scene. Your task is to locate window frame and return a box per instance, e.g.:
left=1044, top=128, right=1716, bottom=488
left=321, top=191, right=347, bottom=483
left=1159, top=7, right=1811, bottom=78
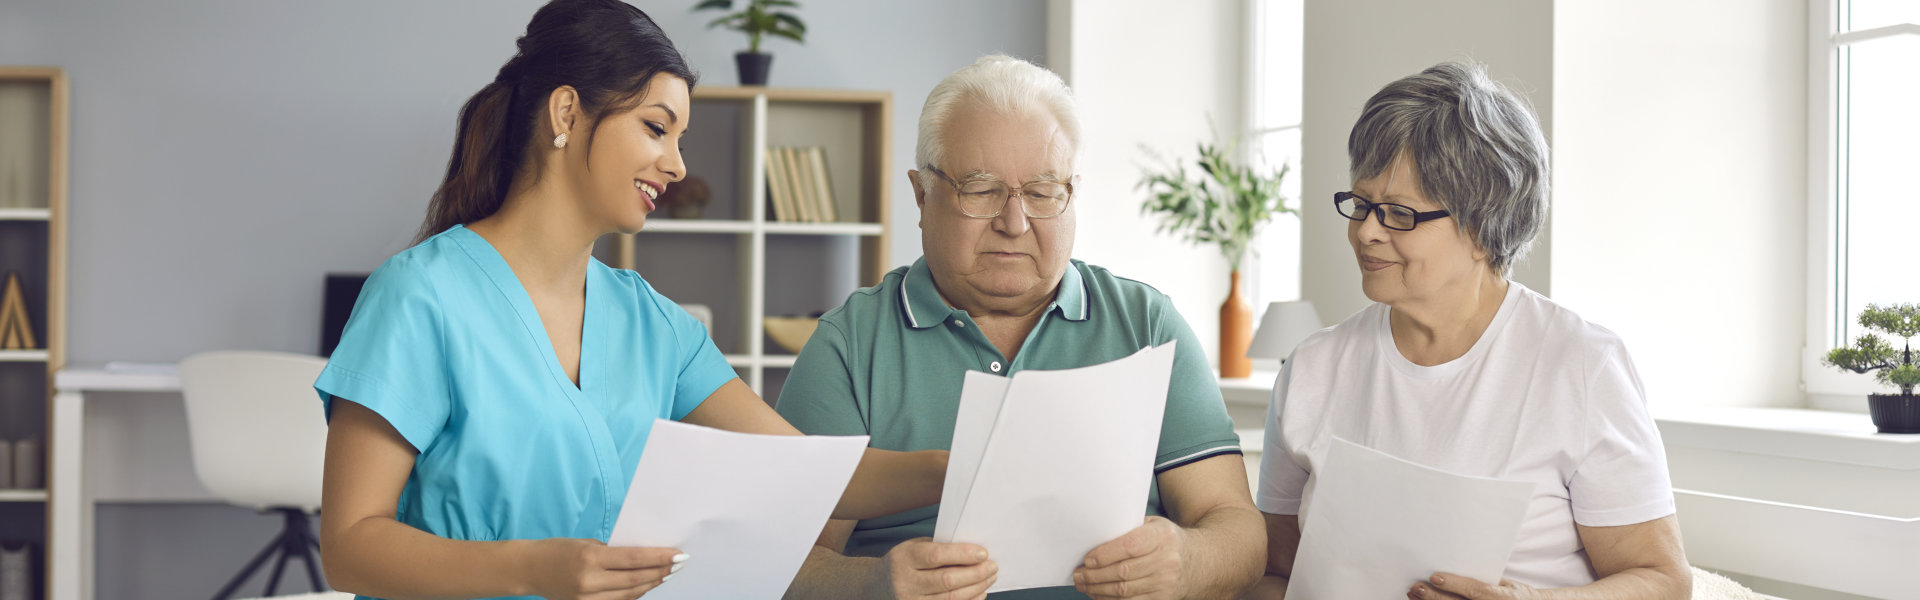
left=1803, top=0, right=1920, bottom=398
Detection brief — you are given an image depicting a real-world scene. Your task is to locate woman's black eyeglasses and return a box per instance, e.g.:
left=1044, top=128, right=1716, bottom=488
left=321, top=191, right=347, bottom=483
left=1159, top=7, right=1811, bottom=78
left=1334, top=191, right=1450, bottom=231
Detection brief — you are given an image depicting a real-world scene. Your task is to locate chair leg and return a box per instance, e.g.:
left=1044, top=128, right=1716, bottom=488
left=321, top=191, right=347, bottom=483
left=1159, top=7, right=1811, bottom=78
left=211, top=508, right=327, bottom=600
left=210, top=531, right=285, bottom=600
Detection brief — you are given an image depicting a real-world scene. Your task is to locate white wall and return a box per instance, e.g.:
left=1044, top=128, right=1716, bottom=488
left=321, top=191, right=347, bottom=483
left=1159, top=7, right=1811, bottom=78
left=1552, top=0, right=1808, bottom=409
left=1300, top=0, right=1554, bottom=325
left=1051, top=0, right=1248, bottom=366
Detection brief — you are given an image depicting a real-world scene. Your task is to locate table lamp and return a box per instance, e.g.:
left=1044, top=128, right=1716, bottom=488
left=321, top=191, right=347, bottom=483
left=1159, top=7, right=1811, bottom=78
left=1246, top=301, right=1323, bottom=363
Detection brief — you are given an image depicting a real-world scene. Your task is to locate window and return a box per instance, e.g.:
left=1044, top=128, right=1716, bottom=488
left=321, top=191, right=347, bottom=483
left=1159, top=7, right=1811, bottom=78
left=1806, top=0, right=1920, bottom=397
left=1248, top=0, right=1305, bottom=311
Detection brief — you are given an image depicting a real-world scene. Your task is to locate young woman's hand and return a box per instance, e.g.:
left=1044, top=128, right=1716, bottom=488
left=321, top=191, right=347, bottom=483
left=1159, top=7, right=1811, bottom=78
left=520, top=538, right=686, bottom=600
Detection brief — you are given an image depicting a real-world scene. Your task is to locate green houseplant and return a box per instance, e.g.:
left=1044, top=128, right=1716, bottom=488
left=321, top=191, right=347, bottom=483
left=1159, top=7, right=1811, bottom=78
left=1139, top=141, right=1293, bottom=378
left=1823, top=302, right=1920, bottom=433
left=693, top=0, right=806, bottom=86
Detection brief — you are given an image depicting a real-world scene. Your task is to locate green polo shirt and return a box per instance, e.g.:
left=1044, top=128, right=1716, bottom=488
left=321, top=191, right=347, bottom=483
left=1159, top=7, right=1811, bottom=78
left=777, top=257, right=1241, bottom=599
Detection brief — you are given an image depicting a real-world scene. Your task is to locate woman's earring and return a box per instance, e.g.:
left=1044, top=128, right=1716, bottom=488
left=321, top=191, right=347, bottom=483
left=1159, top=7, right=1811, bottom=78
left=553, top=133, right=569, bottom=149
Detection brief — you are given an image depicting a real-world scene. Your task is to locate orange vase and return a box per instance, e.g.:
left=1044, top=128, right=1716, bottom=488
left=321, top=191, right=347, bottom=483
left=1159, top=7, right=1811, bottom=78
left=1219, top=270, right=1252, bottom=378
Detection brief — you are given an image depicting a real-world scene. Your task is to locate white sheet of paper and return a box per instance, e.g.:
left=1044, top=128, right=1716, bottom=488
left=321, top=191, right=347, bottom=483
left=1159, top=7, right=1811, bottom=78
left=1287, top=437, right=1535, bottom=599
left=934, top=342, right=1177, bottom=593
left=609, top=419, right=869, bottom=600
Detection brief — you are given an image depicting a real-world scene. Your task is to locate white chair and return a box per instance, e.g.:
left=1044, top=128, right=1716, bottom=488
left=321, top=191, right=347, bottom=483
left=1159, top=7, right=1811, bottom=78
left=179, top=351, right=330, bottom=599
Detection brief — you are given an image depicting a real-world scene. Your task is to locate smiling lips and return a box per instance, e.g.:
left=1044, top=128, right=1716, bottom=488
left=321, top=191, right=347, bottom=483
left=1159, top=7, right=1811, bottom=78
left=1359, top=255, right=1396, bottom=271
left=635, top=180, right=662, bottom=212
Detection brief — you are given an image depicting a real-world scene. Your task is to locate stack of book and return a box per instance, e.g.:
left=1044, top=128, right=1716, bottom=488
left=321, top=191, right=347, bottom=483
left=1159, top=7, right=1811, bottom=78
left=765, top=146, right=839, bottom=223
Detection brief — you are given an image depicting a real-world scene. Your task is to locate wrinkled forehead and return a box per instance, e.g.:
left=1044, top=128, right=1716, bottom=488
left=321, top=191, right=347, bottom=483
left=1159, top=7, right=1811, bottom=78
left=939, top=103, right=1076, bottom=180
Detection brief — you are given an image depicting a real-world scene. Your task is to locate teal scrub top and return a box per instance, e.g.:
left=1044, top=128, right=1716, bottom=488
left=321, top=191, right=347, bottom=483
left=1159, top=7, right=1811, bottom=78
left=314, top=225, right=737, bottom=599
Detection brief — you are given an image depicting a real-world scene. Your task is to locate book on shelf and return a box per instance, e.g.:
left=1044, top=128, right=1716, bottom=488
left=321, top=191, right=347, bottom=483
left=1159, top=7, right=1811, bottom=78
left=764, top=146, right=842, bottom=224
left=807, top=146, right=838, bottom=223
left=783, top=147, right=817, bottom=223
left=791, top=146, right=821, bottom=223
left=765, top=147, right=796, bottom=222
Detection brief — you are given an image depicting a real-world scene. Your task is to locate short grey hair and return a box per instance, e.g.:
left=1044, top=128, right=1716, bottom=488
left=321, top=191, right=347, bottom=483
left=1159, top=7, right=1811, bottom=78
left=1348, top=61, right=1549, bottom=275
left=915, top=54, right=1081, bottom=186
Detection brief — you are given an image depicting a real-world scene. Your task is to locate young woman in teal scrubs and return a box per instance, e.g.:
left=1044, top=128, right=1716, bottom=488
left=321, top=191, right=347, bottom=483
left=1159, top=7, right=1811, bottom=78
left=313, top=2, right=946, bottom=599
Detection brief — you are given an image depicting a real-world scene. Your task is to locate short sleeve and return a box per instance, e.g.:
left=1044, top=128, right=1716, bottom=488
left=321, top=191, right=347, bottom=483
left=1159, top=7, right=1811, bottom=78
left=314, top=258, right=451, bottom=453
left=776, top=318, right=871, bottom=437
left=1568, top=341, right=1677, bottom=526
left=1150, top=294, right=1244, bottom=473
left=1256, top=359, right=1308, bottom=515
left=658, top=295, right=736, bottom=421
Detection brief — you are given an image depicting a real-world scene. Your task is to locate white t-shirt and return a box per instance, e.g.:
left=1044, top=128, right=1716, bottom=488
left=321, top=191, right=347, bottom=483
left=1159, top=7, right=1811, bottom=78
left=1256, top=282, right=1675, bottom=588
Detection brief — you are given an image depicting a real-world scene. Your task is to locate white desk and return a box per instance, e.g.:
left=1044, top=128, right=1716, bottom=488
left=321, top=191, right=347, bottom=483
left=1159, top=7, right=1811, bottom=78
left=50, top=367, right=182, bottom=600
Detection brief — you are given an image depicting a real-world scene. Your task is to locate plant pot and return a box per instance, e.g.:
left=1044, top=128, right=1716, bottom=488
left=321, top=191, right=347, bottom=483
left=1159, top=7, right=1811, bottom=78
left=1868, top=393, right=1920, bottom=434
left=735, top=52, right=773, bottom=86
left=1219, top=270, right=1252, bottom=378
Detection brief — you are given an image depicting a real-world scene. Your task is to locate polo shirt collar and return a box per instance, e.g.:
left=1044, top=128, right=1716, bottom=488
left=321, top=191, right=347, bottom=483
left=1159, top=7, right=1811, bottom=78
left=899, top=257, right=1091, bottom=329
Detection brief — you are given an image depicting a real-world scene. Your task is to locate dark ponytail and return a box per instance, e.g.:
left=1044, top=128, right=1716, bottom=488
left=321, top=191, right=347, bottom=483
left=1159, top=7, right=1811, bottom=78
left=416, top=0, right=699, bottom=243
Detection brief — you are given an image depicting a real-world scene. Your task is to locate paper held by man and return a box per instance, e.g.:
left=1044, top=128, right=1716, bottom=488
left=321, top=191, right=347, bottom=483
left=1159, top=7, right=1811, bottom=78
left=1287, top=437, right=1536, bottom=599
left=609, top=419, right=869, bottom=599
left=935, top=342, right=1179, bottom=593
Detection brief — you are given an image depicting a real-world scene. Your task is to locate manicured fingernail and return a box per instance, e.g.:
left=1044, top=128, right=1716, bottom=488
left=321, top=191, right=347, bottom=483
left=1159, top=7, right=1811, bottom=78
left=976, top=549, right=988, bottom=560
left=663, top=572, right=676, bottom=583
left=670, top=562, right=684, bottom=574
left=672, top=553, right=690, bottom=564
left=1432, top=574, right=1446, bottom=585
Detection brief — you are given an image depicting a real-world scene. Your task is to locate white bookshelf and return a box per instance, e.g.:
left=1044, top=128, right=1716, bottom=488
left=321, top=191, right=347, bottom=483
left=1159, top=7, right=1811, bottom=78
left=610, top=87, right=891, bottom=396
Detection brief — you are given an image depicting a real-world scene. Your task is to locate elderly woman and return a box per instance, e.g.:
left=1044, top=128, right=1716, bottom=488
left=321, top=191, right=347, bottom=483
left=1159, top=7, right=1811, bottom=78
left=1252, top=62, right=1691, bottom=599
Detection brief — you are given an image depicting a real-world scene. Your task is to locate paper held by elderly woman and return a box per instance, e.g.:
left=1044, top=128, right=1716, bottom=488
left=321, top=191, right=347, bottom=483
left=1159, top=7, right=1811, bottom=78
left=609, top=419, right=870, bottom=599
left=1288, top=438, right=1535, bottom=599
left=934, top=343, right=1177, bottom=593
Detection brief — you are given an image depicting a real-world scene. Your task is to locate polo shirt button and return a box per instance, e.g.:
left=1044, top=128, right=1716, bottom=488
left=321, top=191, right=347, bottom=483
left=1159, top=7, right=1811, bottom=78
left=989, top=361, right=1002, bottom=373
left=954, top=319, right=964, bottom=327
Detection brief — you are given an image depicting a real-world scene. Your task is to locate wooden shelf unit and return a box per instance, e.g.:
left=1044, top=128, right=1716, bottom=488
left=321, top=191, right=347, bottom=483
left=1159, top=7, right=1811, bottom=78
left=603, top=87, right=891, bottom=397
left=0, top=65, right=69, bottom=600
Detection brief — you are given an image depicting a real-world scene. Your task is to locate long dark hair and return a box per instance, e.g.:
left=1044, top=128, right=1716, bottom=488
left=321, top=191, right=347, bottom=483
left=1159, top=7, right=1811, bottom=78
left=416, top=0, right=698, bottom=242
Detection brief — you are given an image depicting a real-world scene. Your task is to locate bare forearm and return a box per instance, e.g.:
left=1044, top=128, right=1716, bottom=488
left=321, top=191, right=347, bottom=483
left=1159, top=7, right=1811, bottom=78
left=324, top=516, right=532, bottom=599
left=782, top=545, right=887, bottom=600
left=1177, top=505, right=1268, bottom=599
left=833, top=448, right=944, bottom=521
left=1533, top=566, right=1690, bottom=600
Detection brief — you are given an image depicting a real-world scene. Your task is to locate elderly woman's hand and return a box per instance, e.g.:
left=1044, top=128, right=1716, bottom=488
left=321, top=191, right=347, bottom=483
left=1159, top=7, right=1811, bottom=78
left=1410, top=573, right=1540, bottom=600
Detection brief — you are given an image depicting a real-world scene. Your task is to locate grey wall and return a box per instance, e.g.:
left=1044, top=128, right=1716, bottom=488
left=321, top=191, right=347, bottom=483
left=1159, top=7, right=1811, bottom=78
left=0, top=1, right=1043, bottom=597
left=0, top=0, right=1045, bottom=365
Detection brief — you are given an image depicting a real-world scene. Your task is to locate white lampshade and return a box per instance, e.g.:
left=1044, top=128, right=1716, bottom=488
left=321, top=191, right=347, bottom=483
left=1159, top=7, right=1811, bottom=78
left=1246, top=301, right=1323, bottom=361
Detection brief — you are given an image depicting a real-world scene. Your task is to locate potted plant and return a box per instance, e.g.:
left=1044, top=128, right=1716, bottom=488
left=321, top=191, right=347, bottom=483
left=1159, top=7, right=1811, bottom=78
left=1823, top=302, right=1920, bottom=433
left=1139, top=140, right=1293, bottom=378
left=693, top=0, right=806, bottom=86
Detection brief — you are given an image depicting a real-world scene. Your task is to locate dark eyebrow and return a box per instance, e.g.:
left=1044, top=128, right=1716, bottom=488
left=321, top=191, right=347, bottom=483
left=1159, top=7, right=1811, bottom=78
left=648, top=103, right=679, bottom=125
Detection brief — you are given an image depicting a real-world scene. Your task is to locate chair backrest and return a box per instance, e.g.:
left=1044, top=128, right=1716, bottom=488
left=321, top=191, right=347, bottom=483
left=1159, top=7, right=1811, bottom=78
left=178, top=351, right=330, bottom=511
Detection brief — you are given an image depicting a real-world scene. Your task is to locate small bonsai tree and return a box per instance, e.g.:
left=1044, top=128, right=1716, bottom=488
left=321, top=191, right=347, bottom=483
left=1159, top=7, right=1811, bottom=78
left=1824, top=303, right=1920, bottom=396
left=694, top=0, right=806, bottom=54
left=1137, top=141, right=1293, bottom=274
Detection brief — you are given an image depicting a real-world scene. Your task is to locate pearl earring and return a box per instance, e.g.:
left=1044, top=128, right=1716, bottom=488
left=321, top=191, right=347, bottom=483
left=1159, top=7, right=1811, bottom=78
left=553, top=133, right=569, bottom=149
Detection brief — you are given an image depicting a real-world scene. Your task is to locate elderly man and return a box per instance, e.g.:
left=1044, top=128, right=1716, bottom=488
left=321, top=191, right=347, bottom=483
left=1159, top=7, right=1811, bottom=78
left=776, top=55, right=1265, bottom=600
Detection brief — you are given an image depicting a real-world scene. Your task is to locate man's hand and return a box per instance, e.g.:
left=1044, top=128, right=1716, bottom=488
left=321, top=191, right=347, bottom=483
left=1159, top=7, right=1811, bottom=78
left=1412, top=573, right=1541, bottom=600
left=876, top=537, right=998, bottom=600
left=1072, top=516, right=1188, bottom=599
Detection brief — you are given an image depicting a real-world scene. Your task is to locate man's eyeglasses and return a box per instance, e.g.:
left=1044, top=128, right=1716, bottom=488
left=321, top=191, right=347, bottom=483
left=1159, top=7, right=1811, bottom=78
left=924, top=165, right=1075, bottom=219
left=1334, top=191, right=1450, bottom=231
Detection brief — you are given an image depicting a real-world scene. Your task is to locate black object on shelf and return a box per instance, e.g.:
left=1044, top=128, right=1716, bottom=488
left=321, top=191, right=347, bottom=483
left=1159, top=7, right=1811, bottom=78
left=320, top=273, right=369, bottom=357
